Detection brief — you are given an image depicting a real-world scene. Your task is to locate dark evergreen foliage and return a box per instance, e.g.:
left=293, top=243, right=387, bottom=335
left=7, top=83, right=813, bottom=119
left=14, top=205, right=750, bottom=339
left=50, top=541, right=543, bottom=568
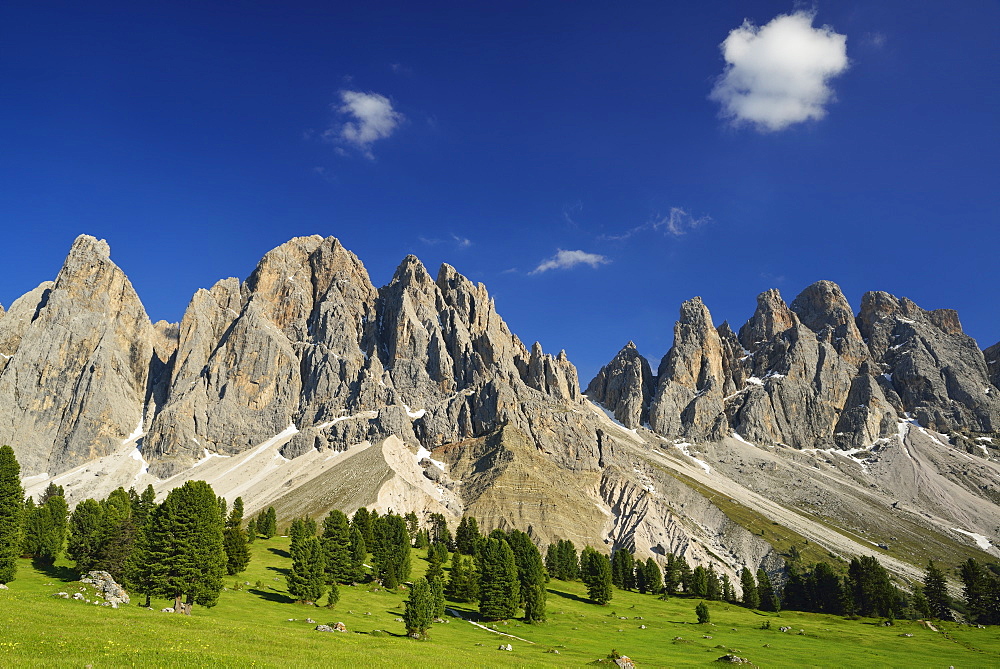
left=757, top=568, right=780, bottom=612
left=445, top=554, right=477, bottom=603
left=67, top=499, right=104, bottom=573
left=223, top=498, right=250, bottom=575
left=0, top=445, right=25, bottom=583
left=351, top=507, right=374, bottom=547
left=455, top=516, right=480, bottom=555
left=287, top=534, right=327, bottom=604
left=643, top=557, right=662, bottom=595
left=696, top=600, right=710, bottom=623
left=347, top=527, right=368, bottom=584
left=477, top=536, right=519, bottom=620
left=846, top=556, right=900, bottom=618
left=321, top=510, right=352, bottom=585
left=740, top=567, right=759, bottom=609
left=145, top=480, right=227, bottom=612
left=923, top=560, right=952, bottom=621
left=371, top=512, right=411, bottom=588
left=404, top=577, right=434, bottom=639
left=959, top=558, right=1000, bottom=625
left=580, top=546, right=613, bottom=605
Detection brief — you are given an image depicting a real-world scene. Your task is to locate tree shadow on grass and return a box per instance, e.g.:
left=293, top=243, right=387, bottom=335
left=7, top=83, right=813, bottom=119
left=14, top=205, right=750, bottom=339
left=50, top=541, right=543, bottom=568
left=267, top=565, right=290, bottom=576
left=268, top=547, right=291, bottom=559
left=250, top=587, right=295, bottom=604
left=547, top=588, right=594, bottom=605
left=36, top=562, right=78, bottom=583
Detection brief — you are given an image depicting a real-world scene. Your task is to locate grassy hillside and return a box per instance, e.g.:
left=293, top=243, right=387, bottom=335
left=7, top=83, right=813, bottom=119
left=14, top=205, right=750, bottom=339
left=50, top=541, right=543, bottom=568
left=2, top=538, right=999, bottom=667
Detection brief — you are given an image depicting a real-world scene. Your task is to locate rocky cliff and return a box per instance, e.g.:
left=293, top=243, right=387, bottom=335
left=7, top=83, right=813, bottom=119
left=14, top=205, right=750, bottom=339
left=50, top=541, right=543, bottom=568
left=6, top=237, right=999, bottom=589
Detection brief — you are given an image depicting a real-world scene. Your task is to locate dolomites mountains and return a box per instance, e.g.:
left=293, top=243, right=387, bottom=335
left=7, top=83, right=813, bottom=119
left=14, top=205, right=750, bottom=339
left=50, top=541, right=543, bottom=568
left=3, top=235, right=999, bottom=587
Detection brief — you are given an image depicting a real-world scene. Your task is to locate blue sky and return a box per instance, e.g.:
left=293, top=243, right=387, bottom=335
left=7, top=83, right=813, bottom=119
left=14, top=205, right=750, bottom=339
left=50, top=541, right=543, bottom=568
left=2, top=1, right=997, bottom=382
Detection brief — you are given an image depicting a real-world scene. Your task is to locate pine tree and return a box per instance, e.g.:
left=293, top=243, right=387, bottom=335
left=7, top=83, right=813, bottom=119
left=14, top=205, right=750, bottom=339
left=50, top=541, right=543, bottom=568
left=428, top=513, right=452, bottom=548
left=677, top=555, right=693, bottom=593
left=740, top=567, right=759, bottom=609
left=96, top=487, right=137, bottom=581
left=326, top=580, right=340, bottom=608
left=644, top=558, right=663, bottom=595
left=146, top=480, right=227, bottom=613
left=245, top=517, right=256, bottom=544
left=557, top=539, right=579, bottom=580
left=22, top=492, right=67, bottom=566
left=722, top=573, right=735, bottom=603
left=455, top=516, right=480, bottom=555
left=445, top=554, right=477, bottom=603
left=67, top=498, right=104, bottom=573
left=321, top=510, right=352, bottom=585
left=580, top=546, right=613, bottom=605
left=691, top=565, right=708, bottom=598
left=506, top=530, right=545, bottom=623
left=811, top=562, right=844, bottom=614
left=706, top=564, right=722, bottom=601
left=757, top=568, right=780, bottom=612
left=38, top=482, right=64, bottom=505
left=662, top=554, right=679, bottom=596
left=347, top=527, right=368, bottom=583
left=371, top=513, right=411, bottom=588
left=404, top=577, right=434, bottom=639
left=923, top=560, right=953, bottom=621
left=125, top=493, right=158, bottom=608
left=223, top=498, right=250, bottom=575
left=404, top=511, right=419, bottom=543
left=696, top=600, right=711, bottom=624
left=0, top=446, right=25, bottom=583
left=352, top=507, right=374, bottom=547
left=426, top=549, right=446, bottom=619
left=477, top=537, right=520, bottom=620
left=611, top=549, right=635, bottom=590
left=287, top=534, right=327, bottom=604
left=847, top=555, right=899, bottom=618
left=262, top=507, right=277, bottom=538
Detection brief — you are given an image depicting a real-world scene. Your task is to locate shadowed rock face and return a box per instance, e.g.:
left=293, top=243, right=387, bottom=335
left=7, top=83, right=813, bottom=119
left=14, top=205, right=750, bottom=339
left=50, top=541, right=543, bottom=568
left=0, top=235, right=152, bottom=475
left=586, top=341, right=653, bottom=428
left=592, top=280, right=1000, bottom=450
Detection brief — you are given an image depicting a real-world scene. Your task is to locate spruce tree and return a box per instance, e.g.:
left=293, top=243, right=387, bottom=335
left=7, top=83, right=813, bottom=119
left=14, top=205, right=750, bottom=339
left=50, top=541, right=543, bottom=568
left=96, top=487, right=137, bottom=581
left=706, top=564, right=721, bottom=601
left=347, top=527, right=368, bottom=583
left=722, top=573, right=735, bottom=603
left=245, top=517, right=257, bottom=543
left=352, top=507, right=373, bottom=546
left=740, top=567, right=759, bottom=609
left=662, top=554, right=679, bottom=596
left=404, top=577, right=434, bottom=639
left=455, top=516, right=480, bottom=555
left=325, top=580, right=340, bottom=608
left=557, top=539, right=579, bottom=580
left=696, top=600, right=711, bottom=624
left=677, top=555, right=693, bottom=593
left=146, top=480, right=227, bottom=613
left=644, top=558, right=663, bottom=595
left=321, top=510, right=352, bottom=585
left=923, top=560, right=953, bottom=621
left=847, top=555, right=899, bottom=618
left=67, top=498, right=104, bottom=573
left=287, top=534, right=326, bottom=604
left=811, top=562, right=844, bottom=614
left=507, top=529, right=546, bottom=623
left=959, top=558, right=997, bottom=624
left=757, top=568, right=780, bottom=612
left=262, top=507, right=277, bottom=538
left=580, top=546, right=613, bottom=605
left=126, top=494, right=158, bottom=608
left=545, top=543, right=559, bottom=577
left=692, top=565, right=709, bottom=598
left=223, top=498, right=250, bottom=575
left=445, top=554, right=476, bottom=603
left=0, top=446, right=25, bottom=583
left=371, top=513, right=410, bottom=588
left=426, top=549, right=446, bottom=619
left=38, top=482, right=64, bottom=505
left=477, top=537, right=520, bottom=620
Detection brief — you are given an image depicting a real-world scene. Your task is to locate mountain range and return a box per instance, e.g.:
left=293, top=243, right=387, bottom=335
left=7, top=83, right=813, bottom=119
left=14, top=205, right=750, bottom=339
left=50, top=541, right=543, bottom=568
left=3, top=234, right=998, bottom=588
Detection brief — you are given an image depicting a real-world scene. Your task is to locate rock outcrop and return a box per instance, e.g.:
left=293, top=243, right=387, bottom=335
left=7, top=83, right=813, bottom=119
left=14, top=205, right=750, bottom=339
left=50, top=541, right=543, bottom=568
left=0, top=236, right=152, bottom=475
left=585, top=341, right=653, bottom=428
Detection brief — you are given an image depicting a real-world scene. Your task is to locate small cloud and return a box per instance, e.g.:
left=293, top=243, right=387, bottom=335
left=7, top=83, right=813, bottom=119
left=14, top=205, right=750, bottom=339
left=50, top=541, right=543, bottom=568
left=863, top=31, right=887, bottom=49
left=324, top=90, right=404, bottom=159
left=312, top=166, right=338, bottom=183
left=418, top=234, right=473, bottom=250
left=562, top=201, right=583, bottom=228
left=389, top=63, right=412, bottom=75
left=600, top=207, right=712, bottom=241
left=652, top=208, right=711, bottom=236
left=530, top=249, right=610, bottom=274
left=709, top=11, right=849, bottom=132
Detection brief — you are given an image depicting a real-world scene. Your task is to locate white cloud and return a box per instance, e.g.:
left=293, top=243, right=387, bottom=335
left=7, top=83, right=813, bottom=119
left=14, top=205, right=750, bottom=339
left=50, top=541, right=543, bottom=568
left=326, top=90, right=403, bottom=158
left=709, top=11, right=848, bottom=132
left=600, top=207, right=711, bottom=241
left=418, top=234, right=473, bottom=249
left=530, top=249, right=610, bottom=274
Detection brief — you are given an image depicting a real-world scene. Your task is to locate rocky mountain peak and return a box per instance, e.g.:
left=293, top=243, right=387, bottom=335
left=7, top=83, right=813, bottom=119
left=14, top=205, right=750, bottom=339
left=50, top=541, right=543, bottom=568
left=738, top=289, right=797, bottom=353
left=586, top=340, right=654, bottom=428
left=790, top=280, right=867, bottom=367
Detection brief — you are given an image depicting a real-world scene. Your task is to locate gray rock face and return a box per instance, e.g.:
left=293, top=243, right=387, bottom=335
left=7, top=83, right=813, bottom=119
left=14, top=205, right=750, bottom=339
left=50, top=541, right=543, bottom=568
left=985, top=341, right=1000, bottom=390
left=649, top=298, right=729, bottom=441
left=594, top=280, right=998, bottom=451
left=857, top=291, right=1000, bottom=432
left=0, top=236, right=152, bottom=476
left=585, top=341, right=653, bottom=428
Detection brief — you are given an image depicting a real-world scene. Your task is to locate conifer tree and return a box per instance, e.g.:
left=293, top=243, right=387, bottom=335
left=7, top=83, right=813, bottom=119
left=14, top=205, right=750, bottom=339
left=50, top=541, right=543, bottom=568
left=146, top=480, right=226, bottom=613
left=22, top=492, right=67, bottom=565
left=677, top=554, right=693, bottom=593
left=456, top=516, right=481, bottom=555
left=644, top=558, right=663, bottom=595
left=347, top=527, right=368, bottom=583
left=371, top=512, right=411, bottom=588
left=846, top=555, right=899, bottom=618
left=757, top=568, right=780, bottom=612
left=696, top=600, right=710, bottom=624
left=126, top=494, right=158, bottom=608
left=557, top=539, right=579, bottom=580
left=740, top=567, right=759, bottom=609
left=810, top=562, right=844, bottom=614
left=506, top=529, right=546, bottom=623
left=67, top=498, right=104, bottom=573
left=261, top=506, right=277, bottom=538
left=0, top=446, right=24, bottom=584
left=426, top=549, right=446, bottom=619
left=662, top=553, right=679, bottom=596
left=38, top=482, right=64, bottom=505
left=445, top=554, right=476, bottom=603
left=706, top=564, right=721, bottom=601
left=722, top=573, right=735, bottom=603
left=96, top=487, right=137, bottom=581
left=223, top=498, right=250, bottom=575
left=691, top=565, right=709, bottom=598
left=923, top=560, right=953, bottom=621
left=404, top=511, right=419, bottom=543
left=321, top=509, right=352, bottom=585
left=404, top=577, right=434, bottom=639
left=325, top=580, right=340, bottom=609
left=287, top=534, right=327, bottom=604
left=352, top=507, right=374, bottom=547
left=545, top=543, right=558, bottom=577
left=477, top=536, right=520, bottom=620
left=580, top=546, right=613, bottom=605
left=245, top=517, right=256, bottom=544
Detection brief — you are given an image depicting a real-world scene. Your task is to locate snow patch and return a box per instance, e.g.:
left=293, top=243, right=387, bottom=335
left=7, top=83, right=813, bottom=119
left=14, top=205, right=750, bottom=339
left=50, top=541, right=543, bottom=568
left=952, top=528, right=993, bottom=551
left=194, top=448, right=231, bottom=467
left=591, top=401, right=639, bottom=436
left=121, top=420, right=145, bottom=446
left=674, top=442, right=711, bottom=474
left=415, top=445, right=446, bottom=471
left=746, top=377, right=764, bottom=386
left=316, top=411, right=378, bottom=430
left=402, top=404, right=426, bottom=419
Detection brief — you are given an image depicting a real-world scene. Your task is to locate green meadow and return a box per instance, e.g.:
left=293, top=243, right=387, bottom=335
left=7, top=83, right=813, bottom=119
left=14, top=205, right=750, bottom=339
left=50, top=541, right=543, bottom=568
left=2, top=538, right=999, bottom=668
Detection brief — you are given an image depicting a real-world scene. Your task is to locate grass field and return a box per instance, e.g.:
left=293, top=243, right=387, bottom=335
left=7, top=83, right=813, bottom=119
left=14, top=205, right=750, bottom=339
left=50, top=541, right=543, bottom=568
left=2, top=538, right=999, bottom=668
